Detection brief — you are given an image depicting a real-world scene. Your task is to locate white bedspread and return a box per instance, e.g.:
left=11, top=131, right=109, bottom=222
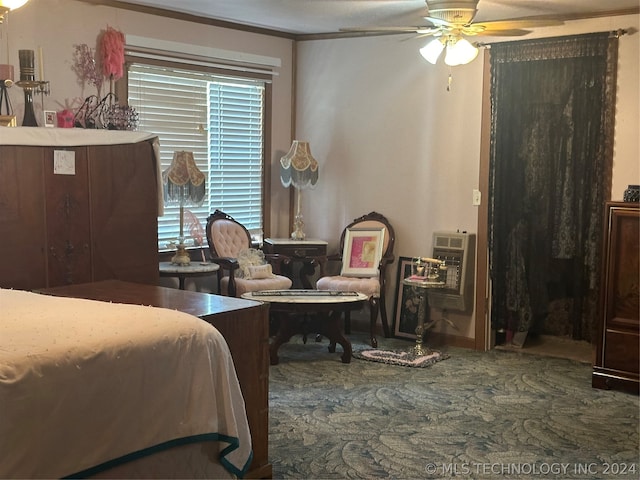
left=0, top=288, right=252, bottom=478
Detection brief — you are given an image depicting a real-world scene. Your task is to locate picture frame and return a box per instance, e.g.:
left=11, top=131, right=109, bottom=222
left=393, top=256, right=422, bottom=339
left=43, top=110, right=57, bottom=128
left=340, top=227, right=385, bottom=277
left=0, top=115, right=17, bottom=127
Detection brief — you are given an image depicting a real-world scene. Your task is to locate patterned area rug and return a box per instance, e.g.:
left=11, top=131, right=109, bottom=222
left=353, top=348, right=449, bottom=367
left=269, top=334, right=639, bottom=479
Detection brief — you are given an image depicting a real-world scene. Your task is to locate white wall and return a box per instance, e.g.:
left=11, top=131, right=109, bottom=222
left=1, top=0, right=295, bottom=237
left=295, top=14, right=639, bottom=341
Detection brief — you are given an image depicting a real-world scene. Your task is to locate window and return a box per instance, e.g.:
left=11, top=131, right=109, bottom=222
left=127, top=63, right=266, bottom=250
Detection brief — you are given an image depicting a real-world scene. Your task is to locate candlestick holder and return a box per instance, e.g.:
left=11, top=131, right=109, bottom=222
left=15, top=79, right=49, bottom=126
left=0, top=79, right=13, bottom=116
left=16, top=49, right=50, bottom=127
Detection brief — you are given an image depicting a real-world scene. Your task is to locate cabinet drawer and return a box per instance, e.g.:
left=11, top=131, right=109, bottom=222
left=604, top=329, right=640, bottom=373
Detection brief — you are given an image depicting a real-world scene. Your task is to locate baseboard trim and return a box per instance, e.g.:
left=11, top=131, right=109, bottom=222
left=426, top=332, right=476, bottom=350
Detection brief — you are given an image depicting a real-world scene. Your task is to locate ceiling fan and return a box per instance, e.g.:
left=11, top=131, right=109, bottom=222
left=343, top=0, right=564, bottom=66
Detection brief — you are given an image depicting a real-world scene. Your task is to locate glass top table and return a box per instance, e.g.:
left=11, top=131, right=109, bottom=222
left=242, top=290, right=368, bottom=364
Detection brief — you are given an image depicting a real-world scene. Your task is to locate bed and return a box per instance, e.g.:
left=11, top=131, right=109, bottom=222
left=0, top=287, right=253, bottom=479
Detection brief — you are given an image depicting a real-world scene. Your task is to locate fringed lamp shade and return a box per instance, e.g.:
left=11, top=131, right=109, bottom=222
left=163, top=151, right=206, bottom=205
left=280, top=141, right=319, bottom=240
left=162, top=151, right=206, bottom=265
left=280, top=141, right=318, bottom=190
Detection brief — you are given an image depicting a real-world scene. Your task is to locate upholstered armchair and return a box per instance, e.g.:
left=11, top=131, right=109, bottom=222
left=205, top=209, right=292, bottom=297
left=315, top=211, right=395, bottom=348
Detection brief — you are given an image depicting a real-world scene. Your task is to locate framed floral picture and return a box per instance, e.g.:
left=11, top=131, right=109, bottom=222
left=43, top=110, right=57, bottom=127
left=340, top=227, right=385, bottom=277
left=393, top=256, right=422, bottom=339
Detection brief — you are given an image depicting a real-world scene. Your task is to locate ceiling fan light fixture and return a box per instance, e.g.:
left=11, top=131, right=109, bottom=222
left=444, top=37, right=478, bottom=66
left=419, top=38, right=445, bottom=64
left=426, top=0, right=478, bottom=25
left=0, top=0, right=28, bottom=22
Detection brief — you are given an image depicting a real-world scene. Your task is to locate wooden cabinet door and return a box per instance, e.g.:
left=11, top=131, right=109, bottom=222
left=0, top=146, right=47, bottom=289
left=0, top=140, right=159, bottom=290
left=593, top=202, right=639, bottom=393
left=44, top=148, right=92, bottom=287
left=602, top=204, right=639, bottom=373
left=88, top=141, right=159, bottom=284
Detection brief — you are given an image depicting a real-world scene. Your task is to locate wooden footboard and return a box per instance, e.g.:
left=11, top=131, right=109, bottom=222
left=37, top=280, right=272, bottom=479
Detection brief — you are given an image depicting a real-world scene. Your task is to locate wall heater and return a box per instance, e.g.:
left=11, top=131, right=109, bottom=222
left=428, top=231, right=476, bottom=312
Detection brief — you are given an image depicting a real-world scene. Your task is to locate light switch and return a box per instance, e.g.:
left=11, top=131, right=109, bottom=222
left=472, top=189, right=481, bottom=206
left=54, top=150, right=76, bottom=175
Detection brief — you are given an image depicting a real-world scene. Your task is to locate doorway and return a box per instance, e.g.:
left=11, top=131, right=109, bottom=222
left=476, top=33, right=619, bottom=354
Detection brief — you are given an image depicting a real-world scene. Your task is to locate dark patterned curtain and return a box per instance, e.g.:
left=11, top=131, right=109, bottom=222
left=488, top=32, right=618, bottom=346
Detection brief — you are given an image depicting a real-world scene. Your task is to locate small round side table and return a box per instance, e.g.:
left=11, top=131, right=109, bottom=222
left=159, top=261, right=220, bottom=290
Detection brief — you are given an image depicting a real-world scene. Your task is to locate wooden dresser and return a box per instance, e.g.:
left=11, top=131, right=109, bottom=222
left=0, top=129, right=160, bottom=290
left=592, top=201, right=639, bottom=394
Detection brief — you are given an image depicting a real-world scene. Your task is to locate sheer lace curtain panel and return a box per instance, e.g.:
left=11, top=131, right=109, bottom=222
left=488, top=32, right=619, bottom=345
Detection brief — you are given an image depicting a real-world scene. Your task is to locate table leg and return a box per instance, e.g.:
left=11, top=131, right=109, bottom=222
left=269, top=313, right=295, bottom=365
left=299, top=260, right=316, bottom=289
left=178, top=275, right=186, bottom=290
left=324, top=310, right=352, bottom=363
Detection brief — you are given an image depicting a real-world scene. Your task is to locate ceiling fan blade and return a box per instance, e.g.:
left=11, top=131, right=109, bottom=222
left=339, top=26, right=423, bottom=33
left=414, top=29, right=445, bottom=39
left=340, top=25, right=443, bottom=35
left=423, top=15, right=454, bottom=27
left=472, top=18, right=564, bottom=30
left=475, top=28, right=533, bottom=37
left=416, top=27, right=442, bottom=35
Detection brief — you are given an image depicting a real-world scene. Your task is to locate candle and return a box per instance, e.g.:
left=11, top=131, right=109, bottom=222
left=18, top=49, right=34, bottom=81
left=0, top=64, right=13, bottom=82
left=38, top=46, right=44, bottom=80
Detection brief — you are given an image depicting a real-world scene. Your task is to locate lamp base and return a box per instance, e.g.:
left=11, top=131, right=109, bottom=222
left=171, top=243, right=191, bottom=266
left=290, top=213, right=306, bottom=241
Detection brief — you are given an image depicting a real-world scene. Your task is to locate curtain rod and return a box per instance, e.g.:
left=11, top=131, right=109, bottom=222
left=610, top=28, right=628, bottom=38
left=479, top=29, right=630, bottom=49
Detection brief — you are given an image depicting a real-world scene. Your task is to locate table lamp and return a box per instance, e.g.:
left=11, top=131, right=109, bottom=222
left=162, top=151, right=206, bottom=265
left=280, top=140, right=319, bottom=240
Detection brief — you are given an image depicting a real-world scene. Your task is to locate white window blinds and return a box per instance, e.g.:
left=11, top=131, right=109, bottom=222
left=127, top=64, right=265, bottom=250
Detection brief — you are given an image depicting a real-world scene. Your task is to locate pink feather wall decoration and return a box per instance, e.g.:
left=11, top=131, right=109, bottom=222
left=100, top=26, right=125, bottom=80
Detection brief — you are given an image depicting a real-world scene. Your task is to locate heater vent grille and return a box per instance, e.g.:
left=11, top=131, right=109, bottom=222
left=429, top=232, right=476, bottom=312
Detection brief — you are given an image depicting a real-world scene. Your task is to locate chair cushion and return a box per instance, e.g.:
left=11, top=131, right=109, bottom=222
left=221, top=275, right=292, bottom=296
left=316, top=275, right=380, bottom=297
left=210, top=219, right=249, bottom=257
